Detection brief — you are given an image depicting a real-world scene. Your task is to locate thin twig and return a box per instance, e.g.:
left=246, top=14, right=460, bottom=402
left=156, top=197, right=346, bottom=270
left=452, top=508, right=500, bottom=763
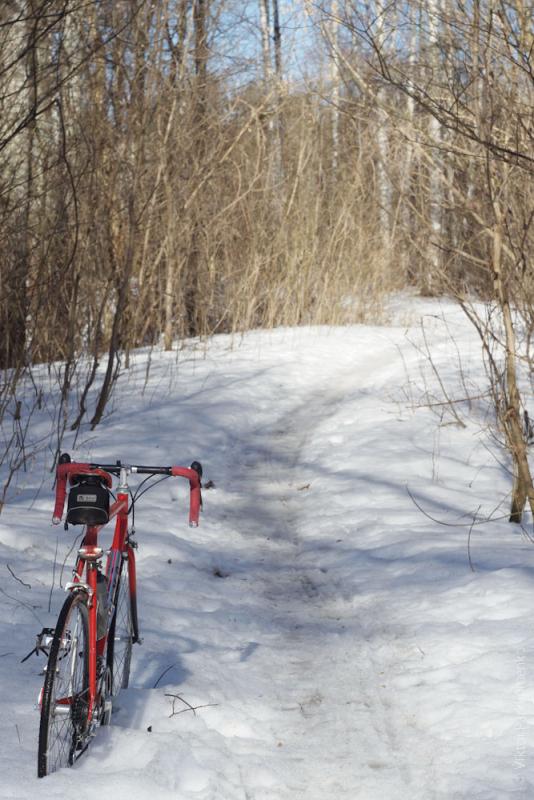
left=165, top=693, right=197, bottom=714
left=164, top=693, right=219, bottom=718
left=6, top=564, right=31, bottom=589
left=411, top=391, right=491, bottom=409
left=420, top=319, right=466, bottom=428
left=519, top=522, right=534, bottom=544
left=59, top=533, right=83, bottom=588
left=481, top=440, right=514, bottom=478
left=467, top=506, right=481, bottom=572
left=153, top=663, right=178, bottom=688
left=406, top=486, right=509, bottom=528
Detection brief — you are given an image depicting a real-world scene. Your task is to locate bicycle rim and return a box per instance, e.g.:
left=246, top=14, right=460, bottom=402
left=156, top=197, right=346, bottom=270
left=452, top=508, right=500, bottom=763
left=108, top=555, right=134, bottom=695
left=38, top=592, right=89, bottom=778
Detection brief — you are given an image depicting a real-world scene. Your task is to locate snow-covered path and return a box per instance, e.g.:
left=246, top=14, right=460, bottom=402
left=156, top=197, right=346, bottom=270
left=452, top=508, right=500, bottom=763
left=209, top=347, right=401, bottom=799
left=214, top=337, right=437, bottom=800
left=2, top=300, right=534, bottom=798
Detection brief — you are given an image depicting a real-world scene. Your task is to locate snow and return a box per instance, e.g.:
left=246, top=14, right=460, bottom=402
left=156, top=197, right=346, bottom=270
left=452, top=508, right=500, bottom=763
left=1, top=298, right=534, bottom=798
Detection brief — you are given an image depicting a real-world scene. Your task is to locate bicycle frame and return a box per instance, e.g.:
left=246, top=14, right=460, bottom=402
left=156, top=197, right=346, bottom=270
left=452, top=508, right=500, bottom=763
left=67, top=479, right=131, bottom=724
left=51, top=459, right=201, bottom=726
left=37, top=455, right=202, bottom=777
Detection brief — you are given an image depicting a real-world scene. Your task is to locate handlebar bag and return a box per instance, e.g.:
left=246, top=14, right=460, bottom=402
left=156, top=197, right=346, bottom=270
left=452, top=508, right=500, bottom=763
left=67, top=475, right=110, bottom=526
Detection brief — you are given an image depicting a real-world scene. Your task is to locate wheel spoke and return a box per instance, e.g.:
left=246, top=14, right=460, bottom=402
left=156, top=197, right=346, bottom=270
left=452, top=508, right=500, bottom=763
left=38, top=594, right=89, bottom=777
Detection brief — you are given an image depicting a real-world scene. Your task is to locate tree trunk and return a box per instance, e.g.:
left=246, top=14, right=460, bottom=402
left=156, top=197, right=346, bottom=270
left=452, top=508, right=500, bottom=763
left=492, top=204, right=534, bottom=522
left=424, top=0, right=443, bottom=293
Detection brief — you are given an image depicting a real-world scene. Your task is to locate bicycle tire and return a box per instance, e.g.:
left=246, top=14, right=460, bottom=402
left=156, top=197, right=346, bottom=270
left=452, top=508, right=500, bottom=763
left=37, top=592, right=90, bottom=778
left=107, top=552, right=136, bottom=695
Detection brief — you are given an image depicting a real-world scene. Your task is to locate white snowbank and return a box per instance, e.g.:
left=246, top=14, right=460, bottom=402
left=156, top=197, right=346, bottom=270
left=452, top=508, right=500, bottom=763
left=1, top=298, right=533, bottom=798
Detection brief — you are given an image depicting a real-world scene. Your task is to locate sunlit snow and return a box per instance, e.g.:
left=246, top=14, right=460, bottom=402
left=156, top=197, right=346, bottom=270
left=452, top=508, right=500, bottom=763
left=1, top=298, right=533, bottom=798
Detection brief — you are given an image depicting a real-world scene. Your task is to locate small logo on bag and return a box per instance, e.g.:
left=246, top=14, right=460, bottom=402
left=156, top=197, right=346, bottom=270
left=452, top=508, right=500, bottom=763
left=77, top=494, right=97, bottom=502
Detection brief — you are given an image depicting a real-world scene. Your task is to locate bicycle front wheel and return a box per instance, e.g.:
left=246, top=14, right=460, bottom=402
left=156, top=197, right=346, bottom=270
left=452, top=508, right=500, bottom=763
left=38, top=592, right=90, bottom=778
left=107, top=551, right=136, bottom=695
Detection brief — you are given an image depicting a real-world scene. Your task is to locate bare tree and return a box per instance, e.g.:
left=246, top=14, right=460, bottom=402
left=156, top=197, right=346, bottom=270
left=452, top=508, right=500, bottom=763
left=327, top=0, right=534, bottom=521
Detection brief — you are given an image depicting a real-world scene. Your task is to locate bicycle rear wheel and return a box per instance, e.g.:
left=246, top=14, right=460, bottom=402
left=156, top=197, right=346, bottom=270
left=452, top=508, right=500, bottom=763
left=37, top=592, right=90, bottom=778
left=107, top=551, right=136, bottom=695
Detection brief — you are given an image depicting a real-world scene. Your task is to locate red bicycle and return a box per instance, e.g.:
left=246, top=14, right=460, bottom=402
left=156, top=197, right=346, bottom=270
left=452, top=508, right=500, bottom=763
left=35, top=453, right=202, bottom=778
